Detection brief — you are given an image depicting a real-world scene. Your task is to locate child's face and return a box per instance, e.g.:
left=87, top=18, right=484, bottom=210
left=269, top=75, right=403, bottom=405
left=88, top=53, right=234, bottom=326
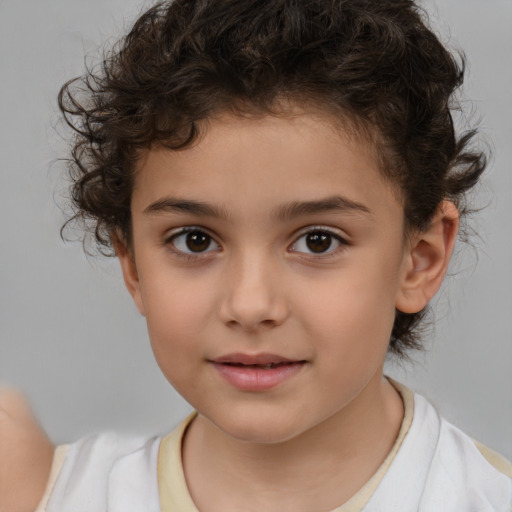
left=121, top=112, right=413, bottom=444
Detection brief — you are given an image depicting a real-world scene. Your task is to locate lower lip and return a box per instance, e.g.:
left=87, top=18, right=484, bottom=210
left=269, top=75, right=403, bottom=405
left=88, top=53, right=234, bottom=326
left=211, top=362, right=305, bottom=391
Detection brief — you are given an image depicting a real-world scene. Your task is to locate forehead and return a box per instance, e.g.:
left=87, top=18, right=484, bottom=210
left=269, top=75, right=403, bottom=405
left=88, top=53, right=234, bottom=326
left=132, top=112, right=402, bottom=225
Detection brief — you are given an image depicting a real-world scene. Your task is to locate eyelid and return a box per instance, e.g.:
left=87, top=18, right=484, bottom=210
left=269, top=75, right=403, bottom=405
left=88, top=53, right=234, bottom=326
left=165, top=226, right=221, bottom=258
left=163, top=224, right=349, bottom=260
left=293, top=225, right=349, bottom=242
left=289, top=225, right=349, bottom=257
left=165, top=225, right=215, bottom=239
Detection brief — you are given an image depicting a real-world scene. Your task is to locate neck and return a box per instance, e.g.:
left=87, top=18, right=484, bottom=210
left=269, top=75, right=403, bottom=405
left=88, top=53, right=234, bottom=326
left=182, top=375, right=404, bottom=512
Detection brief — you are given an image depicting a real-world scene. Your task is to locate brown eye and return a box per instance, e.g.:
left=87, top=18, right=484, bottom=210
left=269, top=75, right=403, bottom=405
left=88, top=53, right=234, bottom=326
left=291, top=229, right=345, bottom=255
left=186, top=230, right=211, bottom=252
left=170, top=228, right=220, bottom=255
left=305, top=232, right=333, bottom=253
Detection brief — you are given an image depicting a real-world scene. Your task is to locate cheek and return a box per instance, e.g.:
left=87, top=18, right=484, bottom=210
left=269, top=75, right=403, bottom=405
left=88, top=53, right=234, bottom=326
left=300, top=285, right=395, bottom=403
left=139, top=273, right=215, bottom=374
left=297, top=262, right=399, bottom=357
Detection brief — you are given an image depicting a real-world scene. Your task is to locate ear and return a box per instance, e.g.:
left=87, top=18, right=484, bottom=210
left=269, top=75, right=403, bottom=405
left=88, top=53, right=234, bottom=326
left=112, top=233, right=146, bottom=316
left=395, top=201, right=459, bottom=314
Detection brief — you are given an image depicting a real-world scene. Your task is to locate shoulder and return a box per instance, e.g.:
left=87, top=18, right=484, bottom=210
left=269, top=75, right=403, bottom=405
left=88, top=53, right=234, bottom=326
left=43, top=431, right=162, bottom=512
left=473, top=440, right=512, bottom=479
left=0, top=388, right=54, bottom=512
left=414, top=392, right=512, bottom=510
left=368, top=383, right=511, bottom=511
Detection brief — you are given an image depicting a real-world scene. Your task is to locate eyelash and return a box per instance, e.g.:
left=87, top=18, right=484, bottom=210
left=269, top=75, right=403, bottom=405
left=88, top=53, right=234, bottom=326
left=289, top=226, right=349, bottom=259
left=165, top=227, right=221, bottom=261
left=165, top=226, right=349, bottom=261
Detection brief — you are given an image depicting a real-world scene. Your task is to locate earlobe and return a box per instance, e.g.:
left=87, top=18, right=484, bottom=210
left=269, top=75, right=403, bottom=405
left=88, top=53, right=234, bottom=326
left=395, top=201, right=459, bottom=314
left=112, top=234, right=146, bottom=316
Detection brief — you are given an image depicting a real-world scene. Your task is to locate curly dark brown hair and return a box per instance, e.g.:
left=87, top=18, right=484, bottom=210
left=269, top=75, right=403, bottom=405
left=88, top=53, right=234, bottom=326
left=59, top=0, right=486, bottom=356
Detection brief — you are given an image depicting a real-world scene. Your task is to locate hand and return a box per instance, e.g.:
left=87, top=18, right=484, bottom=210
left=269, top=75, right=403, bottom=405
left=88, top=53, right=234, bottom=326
left=0, top=389, right=54, bottom=512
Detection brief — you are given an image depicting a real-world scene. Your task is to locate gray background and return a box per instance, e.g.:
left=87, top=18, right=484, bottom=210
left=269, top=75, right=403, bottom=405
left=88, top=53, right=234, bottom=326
left=1, top=0, right=511, bottom=459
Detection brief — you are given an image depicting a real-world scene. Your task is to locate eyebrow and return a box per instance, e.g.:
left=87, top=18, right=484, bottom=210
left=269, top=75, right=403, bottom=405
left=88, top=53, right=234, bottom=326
left=273, top=196, right=372, bottom=221
left=144, top=198, right=231, bottom=219
left=143, top=195, right=372, bottom=221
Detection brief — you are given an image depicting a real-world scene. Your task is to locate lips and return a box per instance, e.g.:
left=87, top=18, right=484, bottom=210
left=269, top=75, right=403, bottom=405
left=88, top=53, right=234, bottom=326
left=222, top=361, right=292, bottom=369
left=212, top=353, right=300, bottom=366
left=210, top=353, right=306, bottom=391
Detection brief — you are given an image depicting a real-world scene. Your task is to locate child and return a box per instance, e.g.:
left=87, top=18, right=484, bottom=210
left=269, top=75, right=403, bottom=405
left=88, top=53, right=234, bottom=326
left=2, top=0, right=511, bottom=510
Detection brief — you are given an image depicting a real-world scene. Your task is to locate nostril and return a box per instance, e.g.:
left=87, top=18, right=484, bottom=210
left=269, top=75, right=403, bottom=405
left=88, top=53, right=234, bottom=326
left=225, top=317, right=277, bottom=332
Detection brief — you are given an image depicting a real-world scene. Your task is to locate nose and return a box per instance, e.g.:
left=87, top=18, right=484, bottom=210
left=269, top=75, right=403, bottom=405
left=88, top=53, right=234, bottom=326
left=218, top=252, right=289, bottom=332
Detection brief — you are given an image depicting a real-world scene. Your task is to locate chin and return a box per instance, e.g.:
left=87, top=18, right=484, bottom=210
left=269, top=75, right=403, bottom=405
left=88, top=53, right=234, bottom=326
left=210, top=408, right=310, bottom=445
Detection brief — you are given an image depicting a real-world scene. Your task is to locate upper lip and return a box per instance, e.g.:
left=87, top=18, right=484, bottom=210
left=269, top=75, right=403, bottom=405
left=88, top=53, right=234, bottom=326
left=211, top=353, right=303, bottom=365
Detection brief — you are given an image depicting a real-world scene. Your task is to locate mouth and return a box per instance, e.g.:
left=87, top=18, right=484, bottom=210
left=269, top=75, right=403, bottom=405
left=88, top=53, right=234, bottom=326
left=209, top=353, right=306, bottom=391
left=219, top=361, right=297, bottom=370
left=211, top=353, right=304, bottom=366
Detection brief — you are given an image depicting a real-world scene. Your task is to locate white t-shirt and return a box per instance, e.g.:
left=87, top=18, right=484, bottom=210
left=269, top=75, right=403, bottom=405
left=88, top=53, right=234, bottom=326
left=36, top=382, right=512, bottom=512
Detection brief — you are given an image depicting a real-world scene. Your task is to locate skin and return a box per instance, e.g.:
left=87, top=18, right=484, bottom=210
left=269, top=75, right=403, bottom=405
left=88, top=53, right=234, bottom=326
left=117, top=111, right=459, bottom=511
left=0, top=389, right=54, bottom=512
left=0, top=111, right=458, bottom=511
